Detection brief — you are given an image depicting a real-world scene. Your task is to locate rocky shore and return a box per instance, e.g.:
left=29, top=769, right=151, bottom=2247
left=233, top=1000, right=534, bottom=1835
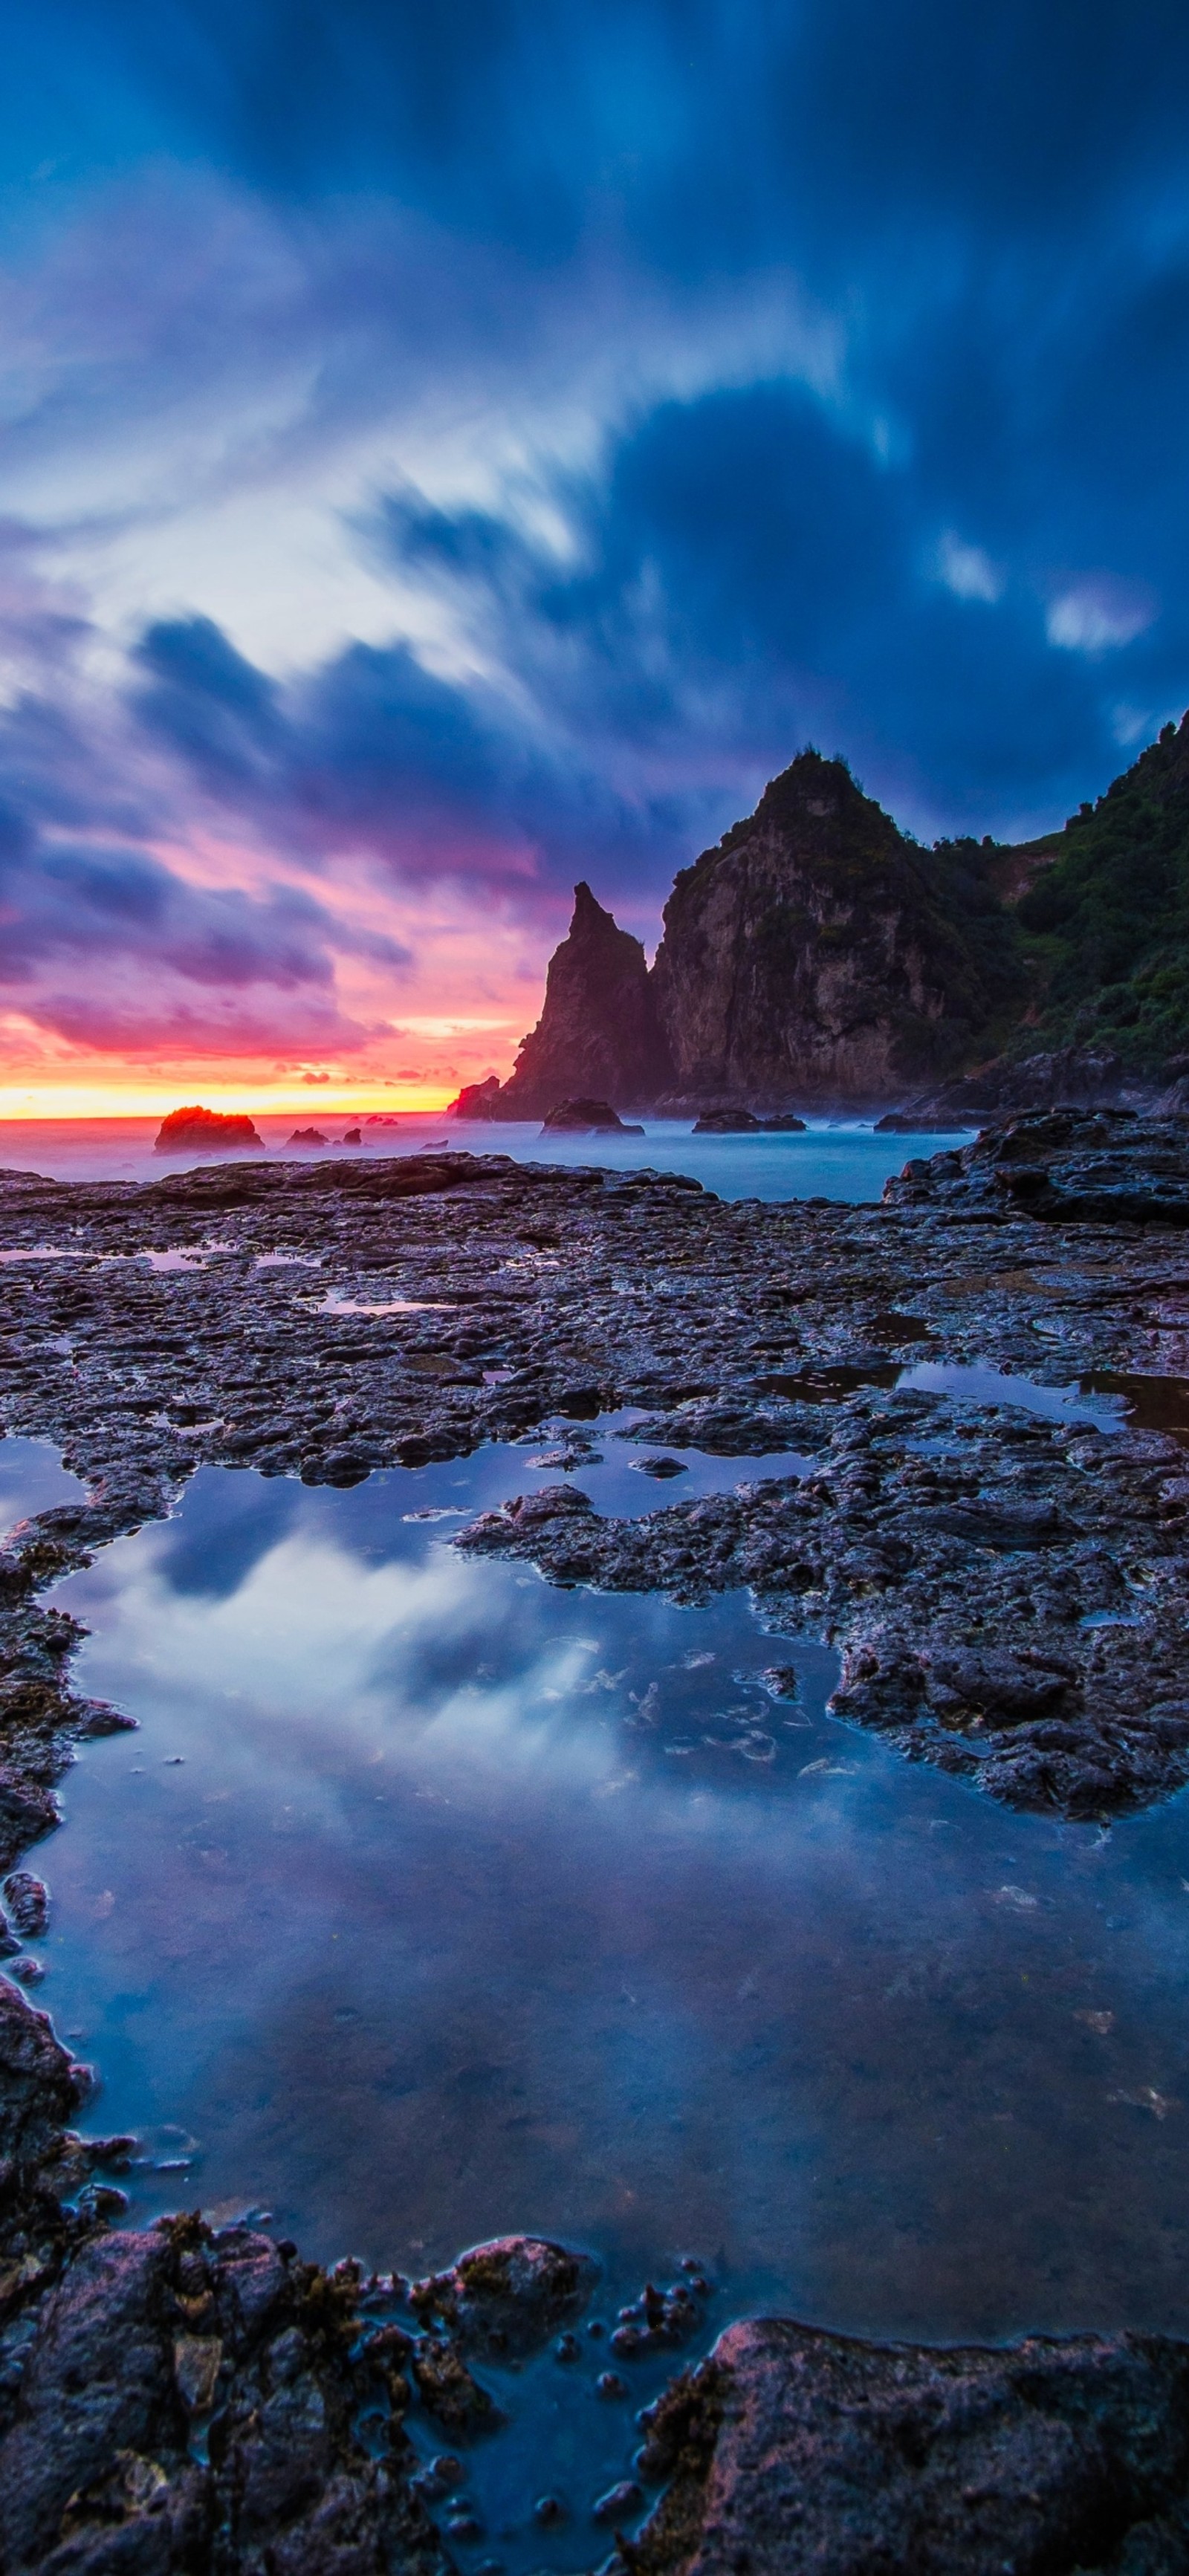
left=3, top=1109, right=1189, bottom=2566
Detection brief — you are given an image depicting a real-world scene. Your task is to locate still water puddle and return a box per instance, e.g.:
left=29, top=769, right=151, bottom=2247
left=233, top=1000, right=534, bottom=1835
left=0, top=1415, right=1183, bottom=2559
left=16, top=1432, right=1187, bottom=2359
left=0, top=1434, right=85, bottom=1533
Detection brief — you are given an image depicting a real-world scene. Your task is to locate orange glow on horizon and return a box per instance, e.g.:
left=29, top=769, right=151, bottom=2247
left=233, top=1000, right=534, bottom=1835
left=0, top=1080, right=467, bottom=1120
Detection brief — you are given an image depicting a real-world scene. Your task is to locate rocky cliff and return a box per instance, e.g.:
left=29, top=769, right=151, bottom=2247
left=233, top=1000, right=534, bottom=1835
left=476, top=718, right=1189, bottom=1123
left=493, top=880, right=675, bottom=1116
left=649, top=751, right=1019, bottom=1107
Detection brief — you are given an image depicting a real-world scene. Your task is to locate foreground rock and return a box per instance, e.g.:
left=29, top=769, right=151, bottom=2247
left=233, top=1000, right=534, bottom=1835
left=154, top=1107, right=263, bottom=1155
left=409, top=2236, right=597, bottom=2355
left=2, top=1112, right=1189, bottom=1822
left=629, top=2317, right=1189, bottom=2575
left=5, top=1979, right=1189, bottom=2576
left=5, top=1114, right=1189, bottom=2561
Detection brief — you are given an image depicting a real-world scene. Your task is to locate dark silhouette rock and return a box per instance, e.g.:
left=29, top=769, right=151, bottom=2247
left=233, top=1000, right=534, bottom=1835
left=631, top=2317, right=1189, bottom=2576
left=287, top=1126, right=328, bottom=1146
left=154, top=1106, right=263, bottom=1155
left=885, top=1046, right=1133, bottom=1128
left=692, top=1108, right=807, bottom=1132
left=650, top=752, right=1017, bottom=1108
left=448, top=1075, right=505, bottom=1120
left=541, top=1097, right=645, bottom=1135
left=499, top=883, right=675, bottom=1115
left=342, top=1126, right=362, bottom=1144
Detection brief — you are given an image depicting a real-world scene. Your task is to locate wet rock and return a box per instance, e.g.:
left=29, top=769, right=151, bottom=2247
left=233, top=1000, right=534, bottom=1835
left=4, top=1874, right=49, bottom=1938
left=0, top=2209, right=450, bottom=2576
left=410, top=2236, right=597, bottom=2357
left=411, top=2335, right=503, bottom=2437
left=4, top=1118, right=1189, bottom=1859
left=611, top=2281, right=704, bottom=2359
left=630, top=2317, right=1189, bottom=2576
left=594, top=2479, right=643, bottom=2523
left=0, top=1780, right=59, bottom=1875
left=631, top=1455, right=688, bottom=1478
left=541, top=1099, right=645, bottom=1136
left=691, top=1110, right=807, bottom=1134
left=0, top=1976, right=92, bottom=2165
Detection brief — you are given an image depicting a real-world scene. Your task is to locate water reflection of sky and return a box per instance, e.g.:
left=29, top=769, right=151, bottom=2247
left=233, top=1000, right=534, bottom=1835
left=10, top=1436, right=1182, bottom=2370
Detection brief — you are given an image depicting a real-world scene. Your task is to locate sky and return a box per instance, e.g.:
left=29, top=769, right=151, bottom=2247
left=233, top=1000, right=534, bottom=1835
left=1, top=1, right=1189, bottom=1113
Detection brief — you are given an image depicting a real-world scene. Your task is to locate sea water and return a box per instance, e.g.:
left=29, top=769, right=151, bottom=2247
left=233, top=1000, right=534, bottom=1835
left=0, top=1114, right=971, bottom=1204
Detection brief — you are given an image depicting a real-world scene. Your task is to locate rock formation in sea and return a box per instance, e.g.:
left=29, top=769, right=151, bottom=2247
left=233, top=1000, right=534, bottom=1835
left=649, top=750, right=1018, bottom=1108
left=540, top=1097, right=645, bottom=1134
left=448, top=1074, right=504, bottom=1119
left=154, top=1106, right=264, bottom=1154
left=492, top=881, right=676, bottom=1117
left=463, top=713, right=1189, bottom=1125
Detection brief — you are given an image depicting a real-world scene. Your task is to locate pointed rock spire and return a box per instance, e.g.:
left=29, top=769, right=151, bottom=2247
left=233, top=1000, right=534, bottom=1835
left=496, top=883, right=675, bottom=1116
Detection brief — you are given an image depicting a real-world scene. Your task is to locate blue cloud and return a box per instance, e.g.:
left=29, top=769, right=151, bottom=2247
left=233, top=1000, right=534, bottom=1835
left=0, top=0, right=1188, bottom=973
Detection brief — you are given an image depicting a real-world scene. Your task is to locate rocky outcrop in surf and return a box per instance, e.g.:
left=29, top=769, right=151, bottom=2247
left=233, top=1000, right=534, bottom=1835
left=474, top=882, right=675, bottom=1118
left=155, top=1106, right=263, bottom=1155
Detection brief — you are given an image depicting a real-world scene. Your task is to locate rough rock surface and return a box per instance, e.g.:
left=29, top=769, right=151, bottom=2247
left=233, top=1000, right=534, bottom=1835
left=1, top=1115, right=1189, bottom=1823
left=649, top=751, right=1017, bottom=1106
left=4, top=1117, right=1189, bottom=2561
left=0, top=1976, right=560, bottom=2575
left=883, top=1046, right=1143, bottom=1129
left=496, top=881, right=675, bottom=1115
left=409, top=2237, right=597, bottom=2356
left=154, top=1108, right=263, bottom=1155
left=628, top=2317, right=1189, bottom=2575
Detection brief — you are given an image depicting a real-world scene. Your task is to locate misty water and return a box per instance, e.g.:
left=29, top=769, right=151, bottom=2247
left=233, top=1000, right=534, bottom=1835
left=0, top=1112, right=972, bottom=1202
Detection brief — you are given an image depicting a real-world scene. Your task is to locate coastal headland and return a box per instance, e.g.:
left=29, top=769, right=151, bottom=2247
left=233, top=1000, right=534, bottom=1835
left=1, top=1112, right=1189, bottom=2568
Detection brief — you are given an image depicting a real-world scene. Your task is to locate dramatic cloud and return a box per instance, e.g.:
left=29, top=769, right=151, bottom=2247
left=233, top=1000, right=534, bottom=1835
left=0, top=0, right=1187, bottom=1100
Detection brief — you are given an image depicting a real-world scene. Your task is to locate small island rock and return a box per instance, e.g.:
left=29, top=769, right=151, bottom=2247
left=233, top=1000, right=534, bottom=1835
left=541, top=1098, right=645, bottom=1135
left=154, top=1106, right=263, bottom=1155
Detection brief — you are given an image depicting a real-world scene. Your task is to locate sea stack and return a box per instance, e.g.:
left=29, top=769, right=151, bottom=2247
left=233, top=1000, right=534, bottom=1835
left=496, top=882, right=675, bottom=1117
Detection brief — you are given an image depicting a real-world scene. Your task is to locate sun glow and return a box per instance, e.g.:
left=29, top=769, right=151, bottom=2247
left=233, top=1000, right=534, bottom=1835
left=0, top=1080, right=464, bottom=1120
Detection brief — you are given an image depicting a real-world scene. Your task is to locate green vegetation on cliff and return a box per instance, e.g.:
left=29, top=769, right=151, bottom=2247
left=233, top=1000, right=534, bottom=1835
left=1007, top=711, right=1189, bottom=1070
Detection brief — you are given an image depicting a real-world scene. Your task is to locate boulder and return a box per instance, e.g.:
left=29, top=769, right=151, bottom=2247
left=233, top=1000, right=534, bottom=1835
left=540, top=1097, right=645, bottom=1135
left=632, top=2316, right=1189, bottom=2576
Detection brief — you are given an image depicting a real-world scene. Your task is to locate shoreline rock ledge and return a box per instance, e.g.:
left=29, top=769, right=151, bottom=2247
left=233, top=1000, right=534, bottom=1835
left=628, top=2317, right=1189, bottom=2574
